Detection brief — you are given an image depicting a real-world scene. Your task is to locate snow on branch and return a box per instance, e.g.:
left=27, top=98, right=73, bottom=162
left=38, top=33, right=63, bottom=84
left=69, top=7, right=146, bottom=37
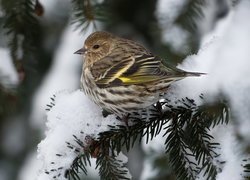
left=37, top=86, right=235, bottom=180
left=37, top=90, right=129, bottom=180
left=71, top=0, right=108, bottom=31
left=36, top=1, right=250, bottom=180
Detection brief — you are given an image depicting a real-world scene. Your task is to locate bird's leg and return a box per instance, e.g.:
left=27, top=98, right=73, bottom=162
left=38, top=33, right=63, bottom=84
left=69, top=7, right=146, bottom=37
left=123, top=113, right=130, bottom=127
left=156, top=101, right=162, bottom=112
left=116, top=113, right=130, bottom=127
left=84, top=135, right=101, bottom=158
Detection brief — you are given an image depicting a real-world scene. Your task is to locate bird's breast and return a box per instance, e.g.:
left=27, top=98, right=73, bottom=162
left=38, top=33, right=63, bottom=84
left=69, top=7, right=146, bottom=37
left=80, top=68, right=161, bottom=115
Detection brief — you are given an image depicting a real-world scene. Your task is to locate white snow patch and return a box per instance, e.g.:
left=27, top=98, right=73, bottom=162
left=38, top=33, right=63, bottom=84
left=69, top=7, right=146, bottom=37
left=0, top=48, right=19, bottom=88
left=214, top=125, right=243, bottom=180
left=179, top=0, right=250, bottom=141
left=143, top=0, right=250, bottom=179
left=18, top=152, right=43, bottom=180
left=156, top=0, right=190, bottom=53
left=178, top=1, right=250, bottom=179
left=141, top=125, right=166, bottom=155
left=37, top=90, right=121, bottom=180
left=156, top=0, right=187, bottom=23
left=116, top=151, right=132, bottom=179
left=162, top=25, right=189, bottom=53
left=140, top=157, right=159, bottom=180
left=141, top=119, right=170, bottom=179
left=30, top=24, right=94, bottom=129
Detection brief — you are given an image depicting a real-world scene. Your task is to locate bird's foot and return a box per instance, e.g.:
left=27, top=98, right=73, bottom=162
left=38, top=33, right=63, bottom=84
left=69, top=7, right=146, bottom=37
left=117, top=113, right=130, bottom=127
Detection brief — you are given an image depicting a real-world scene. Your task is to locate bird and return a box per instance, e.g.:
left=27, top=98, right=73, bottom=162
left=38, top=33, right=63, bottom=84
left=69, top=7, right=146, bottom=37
left=74, top=31, right=204, bottom=117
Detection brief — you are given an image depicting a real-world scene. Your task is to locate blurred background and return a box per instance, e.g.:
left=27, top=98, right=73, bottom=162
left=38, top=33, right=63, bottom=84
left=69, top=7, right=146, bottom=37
left=0, top=0, right=245, bottom=179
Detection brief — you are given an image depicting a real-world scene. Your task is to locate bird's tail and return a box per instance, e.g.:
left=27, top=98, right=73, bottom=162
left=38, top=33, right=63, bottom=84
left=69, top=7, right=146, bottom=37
left=145, top=71, right=206, bottom=93
left=185, top=71, right=207, bottom=77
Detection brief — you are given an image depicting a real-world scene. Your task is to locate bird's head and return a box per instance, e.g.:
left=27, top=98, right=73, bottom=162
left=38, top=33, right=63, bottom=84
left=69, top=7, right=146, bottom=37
left=74, top=31, right=115, bottom=64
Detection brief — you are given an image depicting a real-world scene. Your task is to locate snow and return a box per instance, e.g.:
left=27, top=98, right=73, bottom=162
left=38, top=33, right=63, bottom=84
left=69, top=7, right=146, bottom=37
left=156, top=0, right=187, bottom=23
left=213, top=125, right=243, bottom=180
left=29, top=24, right=92, bottom=129
left=26, top=22, right=128, bottom=179
left=156, top=0, right=190, bottom=53
left=179, top=0, right=250, bottom=178
left=16, top=0, right=250, bottom=179
left=140, top=157, right=158, bottom=180
left=37, top=90, right=121, bottom=180
left=140, top=132, right=165, bottom=180
left=179, top=0, right=250, bottom=141
left=17, top=0, right=91, bottom=178
left=37, top=0, right=250, bottom=178
left=143, top=0, right=250, bottom=179
left=0, top=48, right=19, bottom=88
left=18, top=152, right=43, bottom=180
left=22, top=4, right=129, bottom=178
left=116, top=152, right=132, bottom=179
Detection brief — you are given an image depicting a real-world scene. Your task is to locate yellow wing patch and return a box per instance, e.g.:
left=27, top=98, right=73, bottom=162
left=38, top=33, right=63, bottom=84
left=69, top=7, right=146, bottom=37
left=119, top=77, right=132, bottom=83
left=105, top=58, right=135, bottom=84
left=118, top=76, right=161, bottom=84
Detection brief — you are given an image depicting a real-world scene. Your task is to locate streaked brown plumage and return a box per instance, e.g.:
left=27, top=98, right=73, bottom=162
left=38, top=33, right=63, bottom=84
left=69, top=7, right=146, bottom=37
left=75, top=31, right=204, bottom=116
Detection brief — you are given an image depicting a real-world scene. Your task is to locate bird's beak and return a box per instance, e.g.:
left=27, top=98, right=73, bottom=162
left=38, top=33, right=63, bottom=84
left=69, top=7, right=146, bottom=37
left=74, top=48, right=86, bottom=55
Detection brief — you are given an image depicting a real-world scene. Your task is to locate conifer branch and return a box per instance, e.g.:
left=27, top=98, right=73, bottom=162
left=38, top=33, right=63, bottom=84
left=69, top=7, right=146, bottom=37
left=242, top=158, right=250, bottom=179
left=174, top=0, right=206, bottom=32
left=63, top=96, right=229, bottom=180
left=71, top=0, right=109, bottom=31
left=1, top=0, right=41, bottom=76
left=96, top=153, right=130, bottom=180
left=64, top=152, right=91, bottom=179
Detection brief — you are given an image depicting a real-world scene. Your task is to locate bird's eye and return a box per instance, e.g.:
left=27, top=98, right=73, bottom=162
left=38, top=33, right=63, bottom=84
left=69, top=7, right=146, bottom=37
left=93, top=44, right=100, bottom=49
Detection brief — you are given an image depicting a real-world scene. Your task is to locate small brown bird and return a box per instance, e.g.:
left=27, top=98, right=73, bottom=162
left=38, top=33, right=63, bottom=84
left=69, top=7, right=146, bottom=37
left=75, top=31, right=203, bottom=116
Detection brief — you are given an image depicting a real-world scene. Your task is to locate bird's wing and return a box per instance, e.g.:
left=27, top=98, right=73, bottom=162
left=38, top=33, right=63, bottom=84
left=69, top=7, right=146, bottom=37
left=90, top=53, right=185, bottom=88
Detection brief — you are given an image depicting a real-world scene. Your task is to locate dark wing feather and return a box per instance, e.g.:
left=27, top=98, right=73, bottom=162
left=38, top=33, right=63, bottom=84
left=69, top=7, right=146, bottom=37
left=93, top=57, right=135, bottom=88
